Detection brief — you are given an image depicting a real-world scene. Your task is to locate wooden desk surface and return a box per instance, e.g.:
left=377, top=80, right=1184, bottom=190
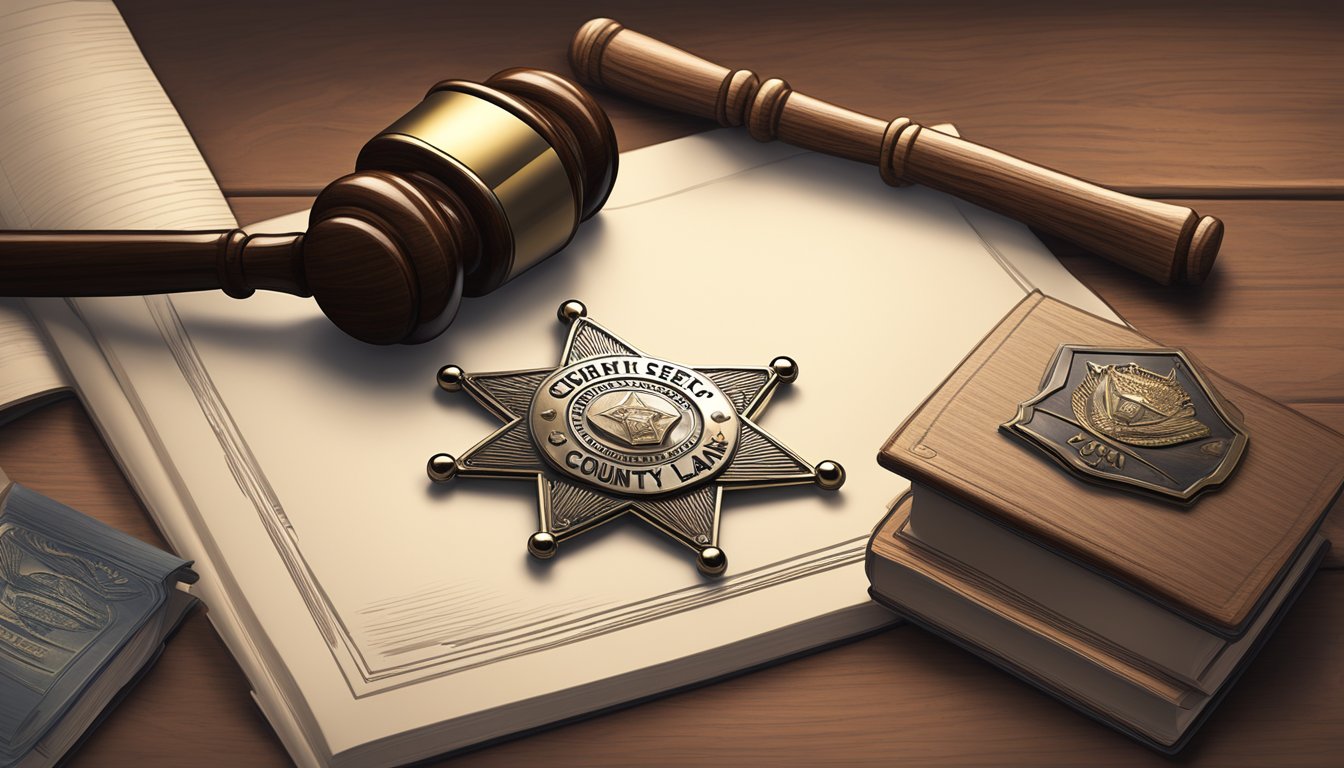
left=1, top=0, right=1340, bottom=764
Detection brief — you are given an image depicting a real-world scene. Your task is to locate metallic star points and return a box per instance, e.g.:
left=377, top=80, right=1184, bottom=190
left=427, top=300, right=843, bottom=575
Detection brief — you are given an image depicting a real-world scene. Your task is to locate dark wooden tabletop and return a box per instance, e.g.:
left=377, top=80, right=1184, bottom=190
left=1, top=1, right=1341, bottom=764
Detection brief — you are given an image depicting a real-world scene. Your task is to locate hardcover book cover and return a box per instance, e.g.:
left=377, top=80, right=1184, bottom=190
left=867, top=293, right=1341, bottom=751
left=0, top=473, right=197, bottom=768
left=877, top=293, right=1344, bottom=635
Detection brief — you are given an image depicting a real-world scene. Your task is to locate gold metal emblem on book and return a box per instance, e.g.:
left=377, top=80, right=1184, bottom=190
left=1002, top=346, right=1247, bottom=502
left=426, top=300, right=844, bottom=575
left=1074, top=362, right=1211, bottom=447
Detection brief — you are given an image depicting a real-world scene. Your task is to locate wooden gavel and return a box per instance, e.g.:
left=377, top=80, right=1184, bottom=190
left=570, top=18, right=1224, bottom=286
left=0, top=68, right=618, bottom=344
left=0, top=37, right=1221, bottom=348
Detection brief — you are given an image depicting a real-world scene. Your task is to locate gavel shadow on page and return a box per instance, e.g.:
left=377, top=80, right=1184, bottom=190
left=0, top=21, right=1223, bottom=345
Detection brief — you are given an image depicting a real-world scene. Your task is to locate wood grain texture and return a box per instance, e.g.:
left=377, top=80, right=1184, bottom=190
left=1050, top=201, right=1344, bottom=405
left=569, top=18, right=1223, bottom=285
left=227, top=197, right=316, bottom=228
left=114, top=0, right=1344, bottom=196
left=896, top=128, right=1221, bottom=284
left=0, top=0, right=1338, bottom=764
left=0, top=230, right=304, bottom=298
left=879, top=295, right=1344, bottom=631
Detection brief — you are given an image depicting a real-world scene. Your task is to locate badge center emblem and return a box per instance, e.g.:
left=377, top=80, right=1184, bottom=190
left=592, top=392, right=681, bottom=447
left=531, top=354, right=742, bottom=496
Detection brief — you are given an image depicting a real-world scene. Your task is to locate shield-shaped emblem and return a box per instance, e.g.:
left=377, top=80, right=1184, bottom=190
left=1001, top=346, right=1248, bottom=503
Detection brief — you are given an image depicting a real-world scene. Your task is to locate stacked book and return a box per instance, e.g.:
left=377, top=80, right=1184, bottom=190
left=0, top=469, right=196, bottom=768
left=867, top=294, right=1342, bottom=752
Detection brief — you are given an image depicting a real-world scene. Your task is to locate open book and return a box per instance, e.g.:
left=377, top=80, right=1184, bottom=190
left=0, top=1, right=1115, bottom=765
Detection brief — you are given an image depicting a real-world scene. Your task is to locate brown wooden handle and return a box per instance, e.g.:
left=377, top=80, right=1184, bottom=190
left=0, top=230, right=309, bottom=298
left=570, top=18, right=1224, bottom=286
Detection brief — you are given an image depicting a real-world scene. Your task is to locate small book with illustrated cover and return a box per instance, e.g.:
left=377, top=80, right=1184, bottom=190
left=0, top=469, right=197, bottom=768
left=866, top=293, right=1342, bottom=752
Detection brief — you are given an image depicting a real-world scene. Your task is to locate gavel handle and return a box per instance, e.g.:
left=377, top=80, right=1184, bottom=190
left=0, top=230, right=308, bottom=298
left=571, top=19, right=1223, bottom=286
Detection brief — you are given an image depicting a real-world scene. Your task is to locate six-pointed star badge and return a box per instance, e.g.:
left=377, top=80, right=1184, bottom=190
left=427, top=300, right=844, bottom=575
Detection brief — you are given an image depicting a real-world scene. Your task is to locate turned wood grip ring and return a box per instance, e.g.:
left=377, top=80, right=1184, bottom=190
left=571, top=18, right=1224, bottom=286
left=879, top=118, right=915, bottom=187
left=216, top=230, right=253, bottom=299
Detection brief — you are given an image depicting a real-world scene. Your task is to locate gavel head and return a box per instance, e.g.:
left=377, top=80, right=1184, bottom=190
left=300, top=68, right=618, bottom=344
